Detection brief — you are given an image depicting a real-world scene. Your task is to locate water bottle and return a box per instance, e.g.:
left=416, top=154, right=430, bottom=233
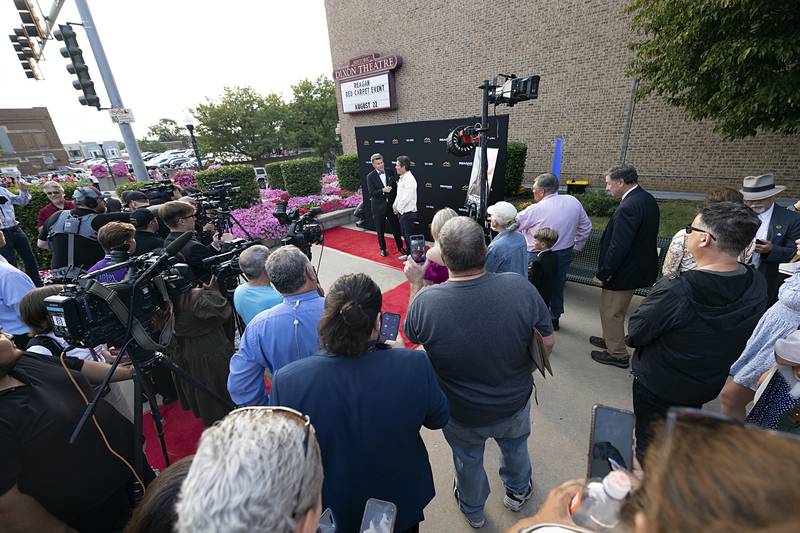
left=569, top=471, right=631, bottom=531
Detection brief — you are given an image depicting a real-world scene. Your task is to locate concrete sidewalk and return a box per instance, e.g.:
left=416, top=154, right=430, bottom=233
left=310, top=240, right=641, bottom=532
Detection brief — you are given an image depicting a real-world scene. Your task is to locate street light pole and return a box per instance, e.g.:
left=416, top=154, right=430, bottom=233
left=185, top=123, right=204, bottom=170
left=99, top=142, right=112, bottom=176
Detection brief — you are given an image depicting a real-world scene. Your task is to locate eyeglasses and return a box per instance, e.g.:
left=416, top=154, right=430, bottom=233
left=178, top=214, right=196, bottom=221
left=231, top=406, right=312, bottom=516
left=685, top=225, right=716, bottom=241
left=46, top=190, right=63, bottom=196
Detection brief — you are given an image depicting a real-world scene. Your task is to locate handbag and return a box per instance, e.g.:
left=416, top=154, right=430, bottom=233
left=528, top=327, right=553, bottom=379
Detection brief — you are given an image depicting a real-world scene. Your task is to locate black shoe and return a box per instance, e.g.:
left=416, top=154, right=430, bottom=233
left=551, top=318, right=559, bottom=331
left=589, top=336, right=607, bottom=349
left=591, top=350, right=630, bottom=368
left=380, top=249, right=388, bottom=257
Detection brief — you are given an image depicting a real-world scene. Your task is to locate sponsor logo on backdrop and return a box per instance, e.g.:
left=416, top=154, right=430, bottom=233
left=424, top=137, right=431, bottom=143
left=458, top=161, right=473, bottom=166
left=410, top=161, right=416, bottom=167
left=461, top=185, right=469, bottom=191
left=438, top=138, right=447, bottom=142
left=392, top=139, right=399, bottom=144
left=442, top=161, right=451, bottom=167
left=425, top=204, right=435, bottom=209
left=405, top=138, right=414, bottom=142
left=374, top=139, right=384, bottom=144
left=424, top=162, right=433, bottom=166
left=425, top=182, right=432, bottom=188
left=363, top=140, right=370, bottom=145
left=440, top=184, right=453, bottom=190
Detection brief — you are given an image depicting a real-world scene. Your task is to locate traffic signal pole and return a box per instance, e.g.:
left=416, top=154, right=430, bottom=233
left=72, top=0, right=147, bottom=181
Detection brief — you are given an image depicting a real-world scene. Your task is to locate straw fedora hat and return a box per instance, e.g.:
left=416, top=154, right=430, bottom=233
left=739, top=174, right=785, bottom=201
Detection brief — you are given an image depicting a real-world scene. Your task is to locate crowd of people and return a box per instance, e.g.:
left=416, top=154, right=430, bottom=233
left=1, top=163, right=800, bottom=533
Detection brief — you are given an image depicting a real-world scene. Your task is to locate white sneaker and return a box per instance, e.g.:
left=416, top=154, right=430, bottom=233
left=398, top=255, right=408, bottom=260
left=503, top=480, right=533, bottom=512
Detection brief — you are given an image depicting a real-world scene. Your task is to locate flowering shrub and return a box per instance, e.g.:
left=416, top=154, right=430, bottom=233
left=91, top=164, right=110, bottom=178
left=172, top=169, right=197, bottom=189
left=111, top=162, right=128, bottom=177
left=230, top=203, right=286, bottom=241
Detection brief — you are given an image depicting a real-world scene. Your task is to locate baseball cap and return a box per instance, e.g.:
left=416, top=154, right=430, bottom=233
left=487, top=201, right=518, bottom=225
left=73, top=186, right=111, bottom=204
left=129, top=208, right=155, bottom=229
left=123, top=190, right=149, bottom=205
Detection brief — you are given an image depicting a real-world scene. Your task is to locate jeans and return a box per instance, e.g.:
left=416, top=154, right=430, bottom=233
left=1, top=225, right=42, bottom=286
left=442, top=400, right=532, bottom=521
left=549, top=247, right=573, bottom=319
left=398, top=211, right=417, bottom=253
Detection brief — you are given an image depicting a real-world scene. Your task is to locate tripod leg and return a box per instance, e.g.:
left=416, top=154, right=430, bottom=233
left=133, top=363, right=171, bottom=467
left=154, top=353, right=236, bottom=410
left=133, top=372, right=143, bottom=478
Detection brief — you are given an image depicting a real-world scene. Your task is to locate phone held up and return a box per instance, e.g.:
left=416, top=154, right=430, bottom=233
left=359, top=498, right=397, bottom=533
left=379, top=312, right=401, bottom=342
left=410, top=234, right=426, bottom=264
left=587, top=404, right=634, bottom=480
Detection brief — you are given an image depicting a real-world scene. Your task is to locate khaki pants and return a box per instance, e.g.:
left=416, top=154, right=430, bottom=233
left=600, top=288, right=635, bottom=356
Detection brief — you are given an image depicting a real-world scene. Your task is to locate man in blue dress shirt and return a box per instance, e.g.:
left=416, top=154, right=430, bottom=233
left=0, top=177, right=41, bottom=286
left=227, top=245, right=325, bottom=406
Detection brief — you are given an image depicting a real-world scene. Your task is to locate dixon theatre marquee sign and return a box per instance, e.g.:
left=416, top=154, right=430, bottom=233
left=333, top=53, right=402, bottom=114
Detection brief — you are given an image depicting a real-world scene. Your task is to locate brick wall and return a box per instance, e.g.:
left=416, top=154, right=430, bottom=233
left=0, top=107, right=69, bottom=175
left=324, top=0, right=800, bottom=196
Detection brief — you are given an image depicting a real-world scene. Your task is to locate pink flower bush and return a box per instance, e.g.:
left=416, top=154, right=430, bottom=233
left=172, top=169, right=197, bottom=188
left=91, top=164, right=110, bottom=178
left=230, top=203, right=286, bottom=241
left=111, top=162, right=129, bottom=177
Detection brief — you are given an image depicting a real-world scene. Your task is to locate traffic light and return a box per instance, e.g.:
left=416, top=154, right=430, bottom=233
left=13, top=0, right=46, bottom=40
left=53, top=24, right=101, bottom=109
left=8, top=31, right=40, bottom=79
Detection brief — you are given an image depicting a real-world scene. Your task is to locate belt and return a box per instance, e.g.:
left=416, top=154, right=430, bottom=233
left=1, top=225, right=18, bottom=231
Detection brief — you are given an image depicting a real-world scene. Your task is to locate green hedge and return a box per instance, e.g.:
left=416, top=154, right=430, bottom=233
left=264, top=162, right=283, bottom=189
left=335, top=153, right=360, bottom=192
left=15, top=183, right=83, bottom=267
left=196, top=164, right=258, bottom=209
left=577, top=190, right=620, bottom=217
left=115, top=180, right=156, bottom=198
left=505, top=142, right=527, bottom=196
left=281, top=157, right=323, bottom=196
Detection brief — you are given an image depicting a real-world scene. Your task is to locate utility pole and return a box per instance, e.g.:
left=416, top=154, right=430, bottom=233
left=72, top=0, right=148, bottom=181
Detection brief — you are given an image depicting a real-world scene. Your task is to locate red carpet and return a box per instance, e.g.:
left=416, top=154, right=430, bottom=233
left=323, top=226, right=406, bottom=270
left=143, top=402, right=205, bottom=470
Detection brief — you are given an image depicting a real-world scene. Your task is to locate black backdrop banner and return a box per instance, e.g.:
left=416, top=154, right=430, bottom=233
left=355, top=115, right=509, bottom=241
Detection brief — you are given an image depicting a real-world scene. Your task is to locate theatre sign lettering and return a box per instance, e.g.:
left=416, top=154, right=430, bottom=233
left=333, top=53, right=402, bottom=113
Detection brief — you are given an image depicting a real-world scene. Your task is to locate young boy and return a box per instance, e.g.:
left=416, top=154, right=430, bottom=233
left=86, top=221, right=136, bottom=283
left=529, top=227, right=559, bottom=308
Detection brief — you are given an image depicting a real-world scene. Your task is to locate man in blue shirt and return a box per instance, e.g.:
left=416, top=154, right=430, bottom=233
left=0, top=240, right=36, bottom=348
left=0, top=177, right=41, bottom=286
left=227, top=245, right=324, bottom=406
left=485, top=201, right=529, bottom=278
left=232, top=245, right=282, bottom=325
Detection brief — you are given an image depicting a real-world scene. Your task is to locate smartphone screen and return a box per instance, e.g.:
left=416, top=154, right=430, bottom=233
left=318, top=507, right=335, bottom=533
left=379, top=312, right=401, bottom=342
left=587, top=404, right=634, bottom=479
left=410, top=234, right=426, bottom=264
left=359, top=498, right=397, bottom=533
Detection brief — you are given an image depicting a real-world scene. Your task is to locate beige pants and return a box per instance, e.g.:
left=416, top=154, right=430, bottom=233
left=600, top=288, right=635, bottom=356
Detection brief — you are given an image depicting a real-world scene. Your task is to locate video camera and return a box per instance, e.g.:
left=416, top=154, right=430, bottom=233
left=139, top=180, right=176, bottom=205
left=43, top=234, right=194, bottom=350
left=273, top=200, right=323, bottom=259
left=201, top=238, right=260, bottom=291
left=189, top=179, right=244, bottom=234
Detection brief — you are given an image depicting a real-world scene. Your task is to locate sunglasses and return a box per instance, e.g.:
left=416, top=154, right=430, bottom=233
left=664, top=407, right=800, bottom=445
left=230, top=406, right=312, bottom=516
left=685, top=225, right=716, bottom=241
left=46, top=190, right=64, bottom=195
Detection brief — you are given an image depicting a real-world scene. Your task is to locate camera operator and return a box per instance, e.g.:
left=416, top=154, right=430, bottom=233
left=37, top=186, right=134, bottom=278
left=129, top=208, right=165, bottom=255
left=121, top=190, right=150, bottom=211
left=0, top=333, right=152, bottom=533
left=160, top=200, right=226, bottom=282
left=233, top=245, right=282, bottom=325
left=86, top=222, right=137, bottom=283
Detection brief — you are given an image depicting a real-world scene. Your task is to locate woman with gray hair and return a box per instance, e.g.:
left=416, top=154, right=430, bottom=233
left=176, top=407, right=324, bottom=533
left=233, top=244, right=282, bottom=325
left=485, top=201, right=528, bottom=277
left=423, top=207, right=458, bottom=285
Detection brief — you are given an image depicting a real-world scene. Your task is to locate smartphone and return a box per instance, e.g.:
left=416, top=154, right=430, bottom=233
left=587, top=404, right=634, bottom=479
left=410, top=234, right=426, bottom=264
left=379, top=312, right=401, bottom=342
left=318, top=507, right=335, bottom=533
left=359, top=498, right=397, bottom=533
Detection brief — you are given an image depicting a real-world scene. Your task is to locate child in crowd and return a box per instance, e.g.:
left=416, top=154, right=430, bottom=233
left=86, top=221, right=136, bottom=283
left=529, top=227, right=559, bottom=307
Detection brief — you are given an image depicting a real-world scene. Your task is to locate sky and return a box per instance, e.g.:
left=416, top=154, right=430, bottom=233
left=1, top=0, right=334, bottom=144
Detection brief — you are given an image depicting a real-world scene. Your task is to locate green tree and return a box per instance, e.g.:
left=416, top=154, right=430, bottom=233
left=286, top=76, right=341, bottom=159
left=193, top=87, right=287, bottom=161
left=147, top=118, right=189, bottom=143
left=627, top=0, right=800, bottom=139
left=137, top=138, right=166, bottom=152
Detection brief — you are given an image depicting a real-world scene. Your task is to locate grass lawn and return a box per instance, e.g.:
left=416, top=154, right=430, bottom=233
left=589, top=200, right=700, bottom=237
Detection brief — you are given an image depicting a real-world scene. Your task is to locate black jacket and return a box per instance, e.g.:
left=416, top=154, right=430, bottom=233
left=597, top=186, right=660, bottom=290
left=133, top=230, right=165, bottom=255
left=756, top=204, right=800, bottom=303
left=366, top=167, right=399, bottom=217
left=164, top=231, right=215, bottom=281
left=529, top=249, right=557, bottom=307
left=629, top=266, right=768, bottom=405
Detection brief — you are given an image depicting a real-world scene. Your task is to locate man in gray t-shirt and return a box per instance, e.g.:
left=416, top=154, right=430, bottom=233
left=403, top=217, right=554, bottom=528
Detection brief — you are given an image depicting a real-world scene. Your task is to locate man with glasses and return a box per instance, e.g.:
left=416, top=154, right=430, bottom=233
left=624, top=201, right=768, bottom=463
left=0, top=176, right=42, bottom=286
left=160, top=200, right=225, bottom=282
left=176, top=406, right=324, bottom=533
left=590, top=164, right=659, bottom=368
left=36, top=182, right=74, bottom=232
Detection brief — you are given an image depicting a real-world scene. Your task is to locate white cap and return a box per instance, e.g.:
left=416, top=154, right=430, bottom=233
left=487, top=201, right=518, bottom=226
left=775, top=330, right=800, bottom=365
left=603, top=471, right=632, bottom=500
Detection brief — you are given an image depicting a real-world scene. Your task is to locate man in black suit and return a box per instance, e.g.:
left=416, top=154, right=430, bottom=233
left=739, top=174, right=800, bottom=305
left=590, top=164, right=660, bottom=368
left=366, top=153, right=406, bottom=257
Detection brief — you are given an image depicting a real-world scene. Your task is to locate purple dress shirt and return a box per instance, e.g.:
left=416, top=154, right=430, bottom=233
left=516, top=193, right=592, bottom=252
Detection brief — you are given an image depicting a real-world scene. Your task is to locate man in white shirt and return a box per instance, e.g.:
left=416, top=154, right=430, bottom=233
left=392, top=155, right=418, bottom=261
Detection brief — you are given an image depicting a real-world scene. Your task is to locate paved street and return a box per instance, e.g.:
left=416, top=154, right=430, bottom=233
left=311, top=236, right=641, bottom=533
